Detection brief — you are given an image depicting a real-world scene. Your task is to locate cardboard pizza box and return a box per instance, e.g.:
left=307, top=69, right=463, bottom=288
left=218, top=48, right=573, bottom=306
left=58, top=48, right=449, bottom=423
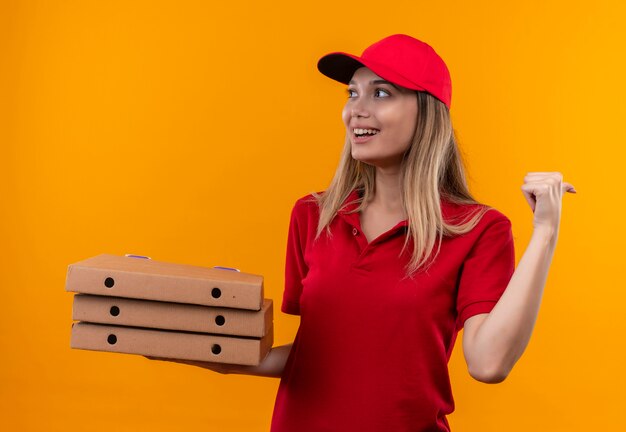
left=72, top=294, right=273, bottom=337
left=66, top=254, right=263, bottom=310
left=71, top=321, right=274, bottom=366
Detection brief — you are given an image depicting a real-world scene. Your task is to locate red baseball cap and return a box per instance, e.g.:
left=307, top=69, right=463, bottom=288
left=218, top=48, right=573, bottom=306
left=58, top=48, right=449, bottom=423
left=317, top=34, right=452, bottom=109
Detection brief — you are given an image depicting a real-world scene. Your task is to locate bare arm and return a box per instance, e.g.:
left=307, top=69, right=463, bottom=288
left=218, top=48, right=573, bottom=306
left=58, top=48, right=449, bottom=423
left=146, top=343, right=293, bottom=378
left=463, top=172, right=575, bottom=383
left=462, top=227, right=555, bottom=383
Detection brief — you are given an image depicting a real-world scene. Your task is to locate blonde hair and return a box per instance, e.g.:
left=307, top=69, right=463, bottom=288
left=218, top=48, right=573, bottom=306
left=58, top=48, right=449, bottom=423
left=309, top=91, right=493, bottom=279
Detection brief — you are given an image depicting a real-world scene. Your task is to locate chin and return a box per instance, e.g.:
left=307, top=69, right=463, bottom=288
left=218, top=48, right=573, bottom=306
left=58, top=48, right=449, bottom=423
left=351, top=148, right=382, bottom=165
left=351, top=151, right=373, bottom=165
left=351, top=152, right=400, bottom=170
left=351, top=157, right=380, bottom=169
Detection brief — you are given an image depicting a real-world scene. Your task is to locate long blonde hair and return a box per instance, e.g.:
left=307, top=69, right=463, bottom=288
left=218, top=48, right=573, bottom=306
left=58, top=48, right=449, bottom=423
left=309, top=91, right=493, bottom=278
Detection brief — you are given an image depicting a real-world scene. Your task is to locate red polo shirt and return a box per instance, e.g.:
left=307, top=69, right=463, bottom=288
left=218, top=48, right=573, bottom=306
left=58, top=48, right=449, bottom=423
left=271, top=189, right=515, bottom=432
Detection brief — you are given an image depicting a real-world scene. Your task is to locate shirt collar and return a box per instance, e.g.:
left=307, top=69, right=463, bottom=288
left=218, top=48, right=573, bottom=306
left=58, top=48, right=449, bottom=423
left=336, top=188, right=457, bottom=230
left=337, top=188, right=410, bottom=232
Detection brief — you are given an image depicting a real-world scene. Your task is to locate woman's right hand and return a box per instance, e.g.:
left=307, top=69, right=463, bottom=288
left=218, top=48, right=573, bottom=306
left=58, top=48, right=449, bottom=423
left=144, top=343, right=293, bottom=378
left=144, top=356, right=235, bottom=374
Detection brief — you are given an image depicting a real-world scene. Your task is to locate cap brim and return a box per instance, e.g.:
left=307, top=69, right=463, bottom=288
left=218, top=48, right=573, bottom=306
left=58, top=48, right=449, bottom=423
left=317, top=52, right=366, bottom=84
left=317, top=52, right=427, bottom=93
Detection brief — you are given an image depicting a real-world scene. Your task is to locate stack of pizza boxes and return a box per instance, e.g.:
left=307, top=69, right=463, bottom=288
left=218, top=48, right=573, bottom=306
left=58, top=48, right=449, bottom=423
left=66, top=254, right=273, bottom=366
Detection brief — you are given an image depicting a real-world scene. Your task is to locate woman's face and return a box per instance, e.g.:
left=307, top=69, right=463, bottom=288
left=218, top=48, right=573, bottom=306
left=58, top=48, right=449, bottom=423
left=342, top=67, right=418, bottom=170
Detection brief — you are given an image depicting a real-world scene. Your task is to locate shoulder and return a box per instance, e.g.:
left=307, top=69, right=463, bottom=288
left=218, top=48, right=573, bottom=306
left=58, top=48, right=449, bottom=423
left=292, top=191, right=322, bottom=213
left=476, top=206, right=511, bottom=229
left=293, top=191, right=322, bottom=208
left=289, top=191, right=323, bottom=225
left=442, top=200, right=513, bottom=245
left=443, top=199, right=511, bottom=227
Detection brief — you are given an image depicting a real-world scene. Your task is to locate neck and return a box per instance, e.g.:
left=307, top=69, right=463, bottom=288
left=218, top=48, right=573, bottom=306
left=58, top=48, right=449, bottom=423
left=367, top=166, right=404, bottom=214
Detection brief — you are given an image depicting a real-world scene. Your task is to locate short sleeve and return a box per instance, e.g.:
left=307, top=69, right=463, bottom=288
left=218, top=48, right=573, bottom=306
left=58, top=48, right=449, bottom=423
left=281, top=200, right=310, bottom=315
left=456, top=216, right=515, bottom=330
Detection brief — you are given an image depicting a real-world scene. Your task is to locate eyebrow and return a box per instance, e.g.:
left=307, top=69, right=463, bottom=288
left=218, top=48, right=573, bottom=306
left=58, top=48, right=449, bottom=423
left=348, top=79, right=402, bottom=91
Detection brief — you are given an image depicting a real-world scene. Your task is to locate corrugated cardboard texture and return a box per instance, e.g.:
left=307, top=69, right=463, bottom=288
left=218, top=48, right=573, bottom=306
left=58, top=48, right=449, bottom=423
left=72, top=294, right=273, bottom=337
left=65, top=254, right=264, bottom=310
left=71, top=322, right=274, bottom=366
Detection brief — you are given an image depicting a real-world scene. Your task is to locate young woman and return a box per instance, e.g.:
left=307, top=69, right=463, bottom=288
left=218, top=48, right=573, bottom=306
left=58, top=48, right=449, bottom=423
left=151, top=34, right=576, bottom=431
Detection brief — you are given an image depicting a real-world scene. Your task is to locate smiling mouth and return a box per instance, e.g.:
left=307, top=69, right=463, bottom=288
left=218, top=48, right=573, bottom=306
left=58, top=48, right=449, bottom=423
left=353, top=128, right=380, bottom=137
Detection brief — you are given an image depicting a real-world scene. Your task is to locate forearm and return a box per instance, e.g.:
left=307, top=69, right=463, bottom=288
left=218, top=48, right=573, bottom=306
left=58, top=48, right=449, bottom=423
left=166, top=343, right=293, bottom=378
left=468, top=226, right=557, bottom=380
left=224, top=343, right=292, bottom=377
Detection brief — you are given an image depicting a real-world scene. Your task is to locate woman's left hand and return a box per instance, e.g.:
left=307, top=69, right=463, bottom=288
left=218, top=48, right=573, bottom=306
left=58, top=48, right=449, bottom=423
left=521, top=172, right=576, bottom=236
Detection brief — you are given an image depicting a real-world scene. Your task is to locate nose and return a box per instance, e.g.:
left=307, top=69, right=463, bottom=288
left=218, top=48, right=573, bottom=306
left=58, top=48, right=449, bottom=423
left=350, top=97, right=370, bottom=119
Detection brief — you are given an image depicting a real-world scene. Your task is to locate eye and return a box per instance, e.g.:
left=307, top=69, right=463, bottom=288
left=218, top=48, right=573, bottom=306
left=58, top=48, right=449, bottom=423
left=347, top=88, right=357, bottom=98
left=375, top=88, right=390, bottom=98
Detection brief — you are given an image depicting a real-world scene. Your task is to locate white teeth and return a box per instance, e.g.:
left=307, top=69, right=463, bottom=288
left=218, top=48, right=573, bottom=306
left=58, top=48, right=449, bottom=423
left=353, top=128, right=379, bottom=135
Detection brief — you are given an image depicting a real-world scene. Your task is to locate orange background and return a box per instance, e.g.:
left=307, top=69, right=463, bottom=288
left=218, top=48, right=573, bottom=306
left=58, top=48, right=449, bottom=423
left=1, top=1, right=624, bottom=430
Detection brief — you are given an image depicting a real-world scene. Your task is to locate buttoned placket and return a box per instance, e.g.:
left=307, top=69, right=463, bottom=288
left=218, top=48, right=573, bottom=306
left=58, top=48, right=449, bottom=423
left=340, top=212, right=408, bottom=264
left=336, top=189, right=409, bottom=268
